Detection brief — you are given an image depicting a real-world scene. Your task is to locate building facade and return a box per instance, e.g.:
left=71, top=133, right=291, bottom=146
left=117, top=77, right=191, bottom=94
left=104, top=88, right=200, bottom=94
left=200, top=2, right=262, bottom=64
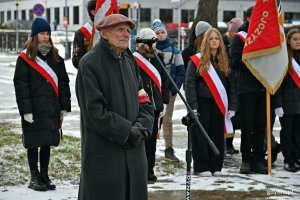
left=0, top=0, right=299, bottom=32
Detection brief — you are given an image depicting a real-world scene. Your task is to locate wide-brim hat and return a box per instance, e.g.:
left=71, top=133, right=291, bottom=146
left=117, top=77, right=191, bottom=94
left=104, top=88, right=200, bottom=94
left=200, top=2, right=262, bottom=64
left=96, top=14, right=135, bottom=31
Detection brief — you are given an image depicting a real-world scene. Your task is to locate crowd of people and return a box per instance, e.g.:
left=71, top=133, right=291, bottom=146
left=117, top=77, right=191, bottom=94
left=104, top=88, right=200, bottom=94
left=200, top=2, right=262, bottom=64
left=12, top=0, right=300, bottom=199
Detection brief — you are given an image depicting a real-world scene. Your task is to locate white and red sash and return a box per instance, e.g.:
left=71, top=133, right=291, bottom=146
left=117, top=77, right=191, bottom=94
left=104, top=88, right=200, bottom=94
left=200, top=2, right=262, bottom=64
left=80, top=22, right=93, bottom=40
left=133, top=52, right=162, bottom=94
left=190, top=53, right=233, bottom=134
left=289, top=58, right=300, bottom=89
left=19, top=50, right=59, bottom=96
left=234, top=31, right=247, bottom=42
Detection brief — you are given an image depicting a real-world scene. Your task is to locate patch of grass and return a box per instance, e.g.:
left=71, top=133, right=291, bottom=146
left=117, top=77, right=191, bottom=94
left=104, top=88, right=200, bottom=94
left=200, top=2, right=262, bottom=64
left=0, top=124, right=81, bottom=186
left=155, top=156, right=185, bottom=175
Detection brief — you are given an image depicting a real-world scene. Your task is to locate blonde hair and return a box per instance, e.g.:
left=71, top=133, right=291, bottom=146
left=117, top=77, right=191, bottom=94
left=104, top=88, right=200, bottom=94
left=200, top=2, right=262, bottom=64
left=286, top=28, right=300, bottom=73
left=198, top=28, right=230, bottom=76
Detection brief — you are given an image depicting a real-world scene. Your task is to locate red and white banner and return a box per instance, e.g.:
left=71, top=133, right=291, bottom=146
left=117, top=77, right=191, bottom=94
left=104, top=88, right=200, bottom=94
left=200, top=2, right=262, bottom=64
left=190, top=53, right=233, bottom=135
left=289, top=58, right=300, bottom=89
left=242, top=0, right=288, bottom=94
left=19, top=51, right=58, bottom=96
left=92, top=0, right=120, bottom=46
left=235, top=31, right=247, bottom=42
left=80, top=22, right=93, bottom=40
left=133, top=52, right=162, bottom=94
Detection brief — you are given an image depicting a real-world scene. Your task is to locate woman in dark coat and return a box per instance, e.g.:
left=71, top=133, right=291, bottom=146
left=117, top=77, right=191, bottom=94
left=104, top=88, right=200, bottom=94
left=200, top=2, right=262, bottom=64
left=185, top=28, right=237, bottom=176
left=13, top=17, right=71, bottom=191
left=273, top=28, right=300, bottom=172
left=134, top=28, right=169, bottom=183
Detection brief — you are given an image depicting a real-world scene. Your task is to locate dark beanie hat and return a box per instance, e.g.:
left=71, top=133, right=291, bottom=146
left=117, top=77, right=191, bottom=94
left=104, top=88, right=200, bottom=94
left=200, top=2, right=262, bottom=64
left=31, top=17, right=51, bottom=36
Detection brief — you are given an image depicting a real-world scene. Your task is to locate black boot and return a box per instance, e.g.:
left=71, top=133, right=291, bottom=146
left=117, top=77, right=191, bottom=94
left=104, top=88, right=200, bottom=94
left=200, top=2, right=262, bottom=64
left=28, top=169, right=47, bottom=191
left=41, top=168, right=56, bottom=190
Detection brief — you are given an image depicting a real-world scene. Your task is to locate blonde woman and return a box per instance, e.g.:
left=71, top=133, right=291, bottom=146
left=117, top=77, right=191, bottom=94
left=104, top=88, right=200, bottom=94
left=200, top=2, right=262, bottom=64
left=185, top=28, right=237, bottom=176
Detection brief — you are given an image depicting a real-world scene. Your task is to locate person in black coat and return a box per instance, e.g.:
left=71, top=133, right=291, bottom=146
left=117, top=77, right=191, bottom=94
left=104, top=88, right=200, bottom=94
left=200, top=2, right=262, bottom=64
left=273, top=28, right=300, bottom=172
left=230, top=6, right=268, bottom=174
left=134, top=28, right=170, bottom=182
left=13, top=17, right=71, bottom=191
left=185, top=28, right=238, bottom=176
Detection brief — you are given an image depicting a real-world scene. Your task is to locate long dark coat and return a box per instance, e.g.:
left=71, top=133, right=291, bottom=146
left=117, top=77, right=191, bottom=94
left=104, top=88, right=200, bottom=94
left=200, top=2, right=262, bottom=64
left=76, top=38, right=154, bottom=200
left=13, top=51, right=71, bottom=149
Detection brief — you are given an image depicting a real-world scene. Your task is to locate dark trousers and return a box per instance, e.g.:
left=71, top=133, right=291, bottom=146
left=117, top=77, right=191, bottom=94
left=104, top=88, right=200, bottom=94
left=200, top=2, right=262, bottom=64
left=239, top=93, right=266, bottom=162
left=279, top=114, right=300, bottom=164
left=145, top=111, right=160, bottom=175
left=27, top=146, right=51, bottom=170
left=191, top=98, right=224, bottom=173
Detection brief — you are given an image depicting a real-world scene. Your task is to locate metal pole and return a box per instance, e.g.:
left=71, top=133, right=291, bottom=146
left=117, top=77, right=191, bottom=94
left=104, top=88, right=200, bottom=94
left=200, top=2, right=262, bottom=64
left=177, top=0, right=181, bottom=50
left=65, top=0, right=69, bottom=59
left=16, top=0, right=19, bottom=53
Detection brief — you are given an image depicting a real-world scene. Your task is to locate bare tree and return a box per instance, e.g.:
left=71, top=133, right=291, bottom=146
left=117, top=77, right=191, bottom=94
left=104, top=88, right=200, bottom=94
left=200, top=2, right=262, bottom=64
left=191, top=0, right=219, bottom=30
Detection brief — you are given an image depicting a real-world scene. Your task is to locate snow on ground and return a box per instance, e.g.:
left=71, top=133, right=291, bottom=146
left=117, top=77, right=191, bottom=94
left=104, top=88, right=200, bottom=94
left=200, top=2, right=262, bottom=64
left=1, top=46, right=300, bottom=199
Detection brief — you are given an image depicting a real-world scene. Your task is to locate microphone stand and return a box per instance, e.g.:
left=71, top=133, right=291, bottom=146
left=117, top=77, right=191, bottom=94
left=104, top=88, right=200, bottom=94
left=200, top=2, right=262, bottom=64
left=144, top=43, right=220, bottom=200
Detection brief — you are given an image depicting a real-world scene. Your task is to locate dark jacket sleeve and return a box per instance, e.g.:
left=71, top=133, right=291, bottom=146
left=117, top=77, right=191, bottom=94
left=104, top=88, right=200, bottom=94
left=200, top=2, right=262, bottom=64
left=170, top=50, right=185, bottom=96
left=72, top=30, right=87, bottom=69
left=13, top=57, right=32, bottom=115
left=58, top=58, right=71, bottom=112
left=227, top=71, right=238, bottom=111
left=229, top=35, right=244, bottom=73
left=184, top=60, right=198, bottom=110
left=159, top=55, right=170, bottom=104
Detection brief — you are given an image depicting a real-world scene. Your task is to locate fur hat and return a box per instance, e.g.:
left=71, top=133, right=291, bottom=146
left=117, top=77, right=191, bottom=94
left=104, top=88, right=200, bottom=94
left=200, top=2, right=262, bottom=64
left=195, top=21, right=212, bottom=37
left=151, top=19, right=167, bottom=33
left=138, top=28, right=157, bottom=39
left=228, top=18, right=243, bottom=33
left=31, top=17, right=51, bottom=37
left=96, top=14, right=135, bottom=30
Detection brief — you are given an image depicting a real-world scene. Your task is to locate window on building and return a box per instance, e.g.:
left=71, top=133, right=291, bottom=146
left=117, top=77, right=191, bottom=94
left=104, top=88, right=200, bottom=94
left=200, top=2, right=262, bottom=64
left=140, top=8, right=151, bottom=22
left=0, top=11, right=4, bottom=23
left=46, top=8, right=51, bottom=23
left=284, top=12, right=300, bottom=23
left=181, top=9, right=194, bottom=23
left=63, top=7, right=69, bottom=21
left=223, top=11, right=236, bottom=22
left=160, top=9, right=173, bottom=23
left=21, top=10, right=26, bottom=20
left=7, top=11, right=11, bottom=21
left=73, top=6, right=79, bottom=25
left=29, top=9, right=33, bottom=20
left=55, top=7, right=60, bottom=24
left=14, top=10, right=17, bottom=20
left=120, top=8, right=128, bottom=17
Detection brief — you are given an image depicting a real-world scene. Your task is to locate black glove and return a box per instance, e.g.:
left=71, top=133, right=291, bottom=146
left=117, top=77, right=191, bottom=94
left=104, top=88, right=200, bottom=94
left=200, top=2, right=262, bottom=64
left=181, top=110, right=200, bottom=127
left=127, top=122, right=149, bottom=147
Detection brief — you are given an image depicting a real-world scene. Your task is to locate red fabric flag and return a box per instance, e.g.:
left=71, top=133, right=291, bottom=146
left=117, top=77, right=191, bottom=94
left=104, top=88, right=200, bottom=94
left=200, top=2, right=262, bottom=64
left=242, top=0, right=288, bottom=94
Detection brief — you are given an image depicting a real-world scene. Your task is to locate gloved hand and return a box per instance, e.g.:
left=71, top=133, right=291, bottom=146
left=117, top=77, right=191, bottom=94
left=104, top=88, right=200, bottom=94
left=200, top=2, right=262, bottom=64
left=228, top=110, right=236, bottom=119
left=275, top=107, right=284, bottom=117
left=181, top=109, right=199, bottom=127
left=127, top=122, right=149, bottom=147
left=24, top=113, right=34, bottom=123
left=60, top=110, right=67, bottom=120
left=159, top=104, right=167, bottom=117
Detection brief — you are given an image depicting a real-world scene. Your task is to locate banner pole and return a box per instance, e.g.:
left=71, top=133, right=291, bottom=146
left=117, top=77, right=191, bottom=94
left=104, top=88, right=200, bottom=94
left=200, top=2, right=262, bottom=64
left=266, top=91, right=272, bottom=175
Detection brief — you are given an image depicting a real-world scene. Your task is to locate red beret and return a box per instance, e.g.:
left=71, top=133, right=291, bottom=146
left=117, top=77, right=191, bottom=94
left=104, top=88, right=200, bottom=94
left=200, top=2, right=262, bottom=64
left=96, top=14, right=135, bottom=30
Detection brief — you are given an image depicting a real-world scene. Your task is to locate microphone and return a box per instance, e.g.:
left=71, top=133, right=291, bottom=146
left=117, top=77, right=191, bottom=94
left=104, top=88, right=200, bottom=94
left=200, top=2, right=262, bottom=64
left=135, top=37, right=158, bottom=44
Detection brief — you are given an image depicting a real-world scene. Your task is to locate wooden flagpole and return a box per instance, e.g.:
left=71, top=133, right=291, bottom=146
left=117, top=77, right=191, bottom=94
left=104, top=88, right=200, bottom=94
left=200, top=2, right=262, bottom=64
left=266, top=91, right=272, bottom=175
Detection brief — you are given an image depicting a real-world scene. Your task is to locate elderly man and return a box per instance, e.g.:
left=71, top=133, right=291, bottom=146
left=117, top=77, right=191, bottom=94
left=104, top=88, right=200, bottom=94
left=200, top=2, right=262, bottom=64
left=76, top=14, right=154, bottom=200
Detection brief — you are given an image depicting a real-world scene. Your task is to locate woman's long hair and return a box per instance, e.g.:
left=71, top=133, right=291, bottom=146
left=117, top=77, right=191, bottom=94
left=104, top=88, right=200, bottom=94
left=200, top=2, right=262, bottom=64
left=24, top=35, right=60, bottom=63
left=286, top=28, right=300, bottom=73
left=198, top=28, right=230, bottom=76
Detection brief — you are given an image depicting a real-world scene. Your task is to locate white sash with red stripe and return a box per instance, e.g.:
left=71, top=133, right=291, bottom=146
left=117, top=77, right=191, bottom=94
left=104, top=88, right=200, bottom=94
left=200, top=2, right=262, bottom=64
left=80, top=22, right=93, bottom=40
left=190, top=53, right=233, bottom=134
left=19, top=50, right=59, bottom=96
left=235, top=31, right=247, bottom=42
left=289, top=58, right=300, bottom=89
left=133, top=52, right=162, bottom=94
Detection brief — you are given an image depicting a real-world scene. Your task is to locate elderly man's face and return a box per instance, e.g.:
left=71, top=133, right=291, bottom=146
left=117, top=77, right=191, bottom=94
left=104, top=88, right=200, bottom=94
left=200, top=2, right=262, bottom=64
left=101, top=23, right=131, bottom=54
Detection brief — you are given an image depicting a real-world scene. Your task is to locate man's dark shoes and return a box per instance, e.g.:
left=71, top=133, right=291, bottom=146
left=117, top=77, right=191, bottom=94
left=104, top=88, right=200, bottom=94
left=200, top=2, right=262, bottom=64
left=251, top=161, right=268, bottom=174
left=148, top=174, right=157, bottom=183
left=240, top=162, right=251, bottom=174
left=226, top=146, right=239, bottom=154
left=165, top=147, right=179, bottom=161
left=284, top=162, right=297, bottom=172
